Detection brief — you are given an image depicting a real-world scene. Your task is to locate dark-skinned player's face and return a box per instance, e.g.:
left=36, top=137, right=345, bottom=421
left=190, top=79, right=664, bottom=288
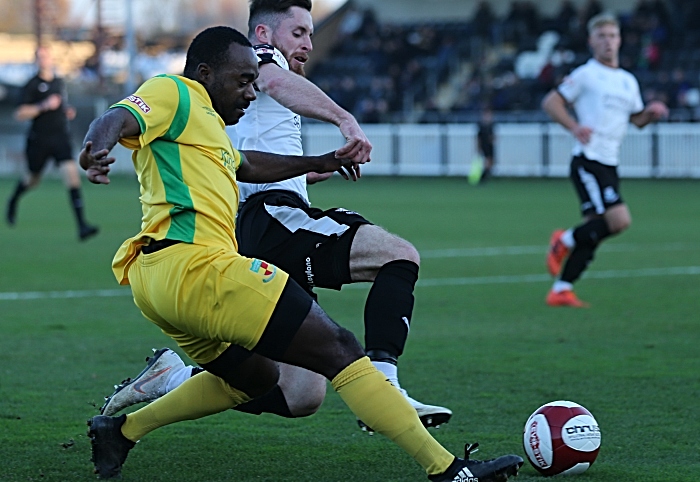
left=201, top=43, right=259, bottom=125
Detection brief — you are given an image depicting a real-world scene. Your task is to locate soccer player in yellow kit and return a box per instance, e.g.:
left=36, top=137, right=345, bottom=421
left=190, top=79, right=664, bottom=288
left=80, top=26, right=522, bottom=481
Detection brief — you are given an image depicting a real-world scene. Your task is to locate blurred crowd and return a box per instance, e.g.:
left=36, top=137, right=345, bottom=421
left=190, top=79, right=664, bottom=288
left=309, top=0, right=700, bottom=123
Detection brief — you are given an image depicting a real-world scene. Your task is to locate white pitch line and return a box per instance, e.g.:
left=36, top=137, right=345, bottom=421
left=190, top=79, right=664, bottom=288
left=413, top=266, right=700, bottom=287
left=0, top=289, right=131, bottom=301
left=2, top=266, right=699, bottom=300
left=420, top=242, right=698, bottom=259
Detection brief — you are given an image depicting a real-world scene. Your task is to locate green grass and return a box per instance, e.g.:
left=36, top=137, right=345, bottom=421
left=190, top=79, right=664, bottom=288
left=1, top=176, right=699, bottom=481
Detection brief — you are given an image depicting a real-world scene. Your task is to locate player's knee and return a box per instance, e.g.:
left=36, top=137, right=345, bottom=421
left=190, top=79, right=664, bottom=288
left=331, top=325, right=366, bottom=366
left=287, top=380, right=326, bottom=417
left=608, top=215, right=631, bottom=234
left=382, top=238, right=420, bottom=267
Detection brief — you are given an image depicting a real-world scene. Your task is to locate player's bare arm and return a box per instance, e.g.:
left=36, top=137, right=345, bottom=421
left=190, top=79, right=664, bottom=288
left=630, top=100, right=669, bottom=128
left=79, top=108, right=140, bottom=185
left=256, top=63, right=372, bottom=164
left=542, top=90, right=592, bottom=144
left=14, top=93, right=62, bottom=121
left=238, top=150, right=362, bottom=183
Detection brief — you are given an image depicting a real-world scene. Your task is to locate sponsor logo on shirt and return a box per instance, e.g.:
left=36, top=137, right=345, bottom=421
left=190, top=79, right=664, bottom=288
left=250, top=259, right=277, bottom=283
left=126, top=95, right=151, bottom=113
left=221, top=149, right=236, bottom=173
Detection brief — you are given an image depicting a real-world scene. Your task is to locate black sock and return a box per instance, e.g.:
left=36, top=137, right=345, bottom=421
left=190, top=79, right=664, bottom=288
left=9, top=180, right=27, bottom=204
left=234, top=385, right=293, bottom=418
left=560, top=218, right=611, bottom=283
left=560, top=244, right=596, bottom=283
left=68, top=187, right=87, bottom=226
left=364, top=260, right=419, bottom=358
left=572, top=218, right=611, bottom=246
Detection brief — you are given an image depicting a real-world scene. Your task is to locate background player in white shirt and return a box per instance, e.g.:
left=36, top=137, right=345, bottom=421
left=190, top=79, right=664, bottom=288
left=542, top=12, right=668, bottom=307
left=102, top=0, right=452, bottom=433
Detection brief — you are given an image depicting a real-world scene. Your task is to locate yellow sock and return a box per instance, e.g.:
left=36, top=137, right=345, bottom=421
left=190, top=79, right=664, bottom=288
left=332, top=357, right=454, bottom=475
left=121, top=371, right=251, bottom=442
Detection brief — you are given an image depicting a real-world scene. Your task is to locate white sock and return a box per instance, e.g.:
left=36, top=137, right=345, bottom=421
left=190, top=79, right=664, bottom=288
left=372, top=361, right=401, bottom=390
left=165, top=365, right=195, bottom=393
left=552, top=280, right=574, bottom=293
left=561, top=229, right=575, bottom=248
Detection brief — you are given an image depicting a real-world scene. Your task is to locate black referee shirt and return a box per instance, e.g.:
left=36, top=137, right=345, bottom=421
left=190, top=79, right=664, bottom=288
left=20, top=74, right=69, bottom=137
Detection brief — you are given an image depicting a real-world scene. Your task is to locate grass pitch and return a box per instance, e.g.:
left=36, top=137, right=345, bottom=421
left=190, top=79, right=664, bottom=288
left=0, top=175, right=699, bottom=481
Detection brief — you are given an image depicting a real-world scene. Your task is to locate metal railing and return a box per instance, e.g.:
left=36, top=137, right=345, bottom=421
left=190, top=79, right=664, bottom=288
left=1, top=123, right=699, bottom=178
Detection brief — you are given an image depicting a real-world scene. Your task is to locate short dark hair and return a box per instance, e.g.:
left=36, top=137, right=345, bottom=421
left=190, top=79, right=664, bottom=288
left=248, top=0, right=312, bottom=38
left=183, top=26, right=252, bottom=78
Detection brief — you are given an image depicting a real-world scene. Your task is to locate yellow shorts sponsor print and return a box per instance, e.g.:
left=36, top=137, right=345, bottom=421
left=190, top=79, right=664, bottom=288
left=127, top=243, right=288, bottom=365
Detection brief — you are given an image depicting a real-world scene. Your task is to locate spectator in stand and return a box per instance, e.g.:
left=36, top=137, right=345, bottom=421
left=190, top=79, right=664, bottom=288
left=473, top=1, right=495, bottom=42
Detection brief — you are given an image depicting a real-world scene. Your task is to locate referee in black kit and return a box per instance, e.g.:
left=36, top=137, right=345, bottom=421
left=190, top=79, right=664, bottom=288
left=6, top=46, right=98, bottom=240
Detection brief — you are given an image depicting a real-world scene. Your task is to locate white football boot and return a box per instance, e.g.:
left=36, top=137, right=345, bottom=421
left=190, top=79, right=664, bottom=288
left=100, top=348, right=186, bottom=416
left=358, top=388, right=453, bottom=434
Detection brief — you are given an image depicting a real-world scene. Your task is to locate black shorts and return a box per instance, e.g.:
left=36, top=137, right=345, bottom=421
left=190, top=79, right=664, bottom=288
left=25, top=133, right=73, bottom=174
left=570, top=154, right=624, bottom=216
left=236, top=190, right=372, bottom=296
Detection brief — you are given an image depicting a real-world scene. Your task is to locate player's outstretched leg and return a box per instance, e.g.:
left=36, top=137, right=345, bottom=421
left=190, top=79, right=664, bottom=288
left=100, top=348, right=324, bottom=418
left=351, top=225, right=453, bottom=432
left=280, top=296, right=521, bottom=480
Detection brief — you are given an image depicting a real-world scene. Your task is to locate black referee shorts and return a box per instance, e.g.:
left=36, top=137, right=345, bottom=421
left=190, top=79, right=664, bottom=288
left=25, top=133, right=74, bottom=174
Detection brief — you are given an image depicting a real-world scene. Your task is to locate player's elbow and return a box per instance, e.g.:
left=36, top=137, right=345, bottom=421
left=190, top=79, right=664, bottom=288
left=541, top=91, right=557, bottom=113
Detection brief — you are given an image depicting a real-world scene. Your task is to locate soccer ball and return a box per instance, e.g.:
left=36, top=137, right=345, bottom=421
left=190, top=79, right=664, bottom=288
left=523, top=400, right=601, bottom=476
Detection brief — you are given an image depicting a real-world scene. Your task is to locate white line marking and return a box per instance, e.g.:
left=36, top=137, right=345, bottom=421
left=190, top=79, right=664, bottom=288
left=420, top=242, right=698, bottom=258
left=414, top=266, right=700, bottom=287
left=2, top=266, right=699, bottom=300
left=0, top=289, right=131, bottom=301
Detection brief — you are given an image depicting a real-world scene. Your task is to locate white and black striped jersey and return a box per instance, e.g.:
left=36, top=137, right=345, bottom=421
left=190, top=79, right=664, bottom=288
left=227, top=44, right=309, bottom=205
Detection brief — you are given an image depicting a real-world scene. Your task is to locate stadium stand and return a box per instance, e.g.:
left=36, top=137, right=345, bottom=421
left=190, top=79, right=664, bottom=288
left=308, top=0, right=700, bottom=123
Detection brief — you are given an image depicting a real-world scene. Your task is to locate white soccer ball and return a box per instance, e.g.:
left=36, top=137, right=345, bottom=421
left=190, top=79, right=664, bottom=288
left=523, top=400, right=601, bottom=476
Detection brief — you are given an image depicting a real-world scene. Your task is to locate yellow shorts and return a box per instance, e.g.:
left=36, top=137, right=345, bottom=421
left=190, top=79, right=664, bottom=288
left=127, top=243, right=288, bottom=365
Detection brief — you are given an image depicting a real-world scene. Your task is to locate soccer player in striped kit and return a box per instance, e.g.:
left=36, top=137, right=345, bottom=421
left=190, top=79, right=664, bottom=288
left=542, top=12, right=668, bottom=307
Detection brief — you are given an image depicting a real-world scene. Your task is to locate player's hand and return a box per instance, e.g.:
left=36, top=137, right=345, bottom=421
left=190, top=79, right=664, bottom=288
left=307, top=171, right=334, bottom=184
left=336, top=163, right=361, bottom=182
left=80, top=141, right=115, bottom=185
left=572, top=125, right=593, bottom=144
left=41, top=94, right=62, bottom=111
left=335, top=118, right=372, bottom=164
left=645, top=101, right=669, bottom=121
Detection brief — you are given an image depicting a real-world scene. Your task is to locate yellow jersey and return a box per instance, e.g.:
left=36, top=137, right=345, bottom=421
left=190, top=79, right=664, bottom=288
left=112, top=74, right=242, bottom=285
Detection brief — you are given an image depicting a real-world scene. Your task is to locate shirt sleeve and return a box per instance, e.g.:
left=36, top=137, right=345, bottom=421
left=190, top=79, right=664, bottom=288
left=630, top=75, right=645, bottom=115
left=19, top=78, right=37, bottom=105
left=253, top=44, right=290, bottom=71
left=111, top=76, right=178, bottom=150
left=557, top=66, right=585, bottom=103
left=232, top=147, right=243, bottom=171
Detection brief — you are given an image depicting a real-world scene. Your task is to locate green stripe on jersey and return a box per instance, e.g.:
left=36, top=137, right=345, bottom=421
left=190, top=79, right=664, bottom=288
left=160, top=75, right=190, bottom=141
left=151, top=139, right=195, bottom=242
left=112, top=105, right=145, bottom=134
